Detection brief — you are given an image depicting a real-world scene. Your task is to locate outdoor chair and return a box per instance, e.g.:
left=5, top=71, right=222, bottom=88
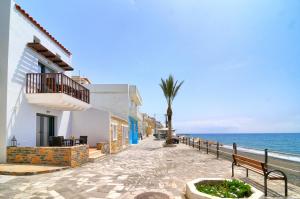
left=64, top=139, right=73, bottom=146
left=79, top=136, right=88, bottom=145
left=48, top=136, right=54, bottom=146
left=52, top=136, right=64, bottom=146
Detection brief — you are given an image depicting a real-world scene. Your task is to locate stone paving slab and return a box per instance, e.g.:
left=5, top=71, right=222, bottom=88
left=0, top=164, right=68, bottom=176
left=0, top=138, right=299, bottom=199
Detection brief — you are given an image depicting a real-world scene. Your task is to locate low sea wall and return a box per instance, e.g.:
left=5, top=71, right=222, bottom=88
left=7, top=145, right=89, bottom=167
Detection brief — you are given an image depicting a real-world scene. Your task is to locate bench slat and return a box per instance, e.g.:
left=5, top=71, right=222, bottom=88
left=235, top=157, right=263, bottom=170
left=233, top=155, right=265, bottom=171
left=268, top=176, right=285, bottom=180
left=233, top=154, right=263, bottom=165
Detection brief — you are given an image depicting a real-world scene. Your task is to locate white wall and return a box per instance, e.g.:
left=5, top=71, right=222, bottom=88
left=0, top=0, right=74, bottom=162
left=86, top=84, right=130, bottom=120
left=0, top=0, right=12, bottom=162
left=72, top=108, right=110, bottom=147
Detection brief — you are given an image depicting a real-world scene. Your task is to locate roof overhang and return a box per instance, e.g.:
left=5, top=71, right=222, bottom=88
left=27, top=42, right=73, bottom=71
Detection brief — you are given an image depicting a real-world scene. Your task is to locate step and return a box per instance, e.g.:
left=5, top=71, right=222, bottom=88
left=88, top=150, right=107, bottom=163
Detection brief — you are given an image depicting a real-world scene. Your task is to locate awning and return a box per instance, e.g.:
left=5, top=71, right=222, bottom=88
left=27, top=42, right=73, bottom=71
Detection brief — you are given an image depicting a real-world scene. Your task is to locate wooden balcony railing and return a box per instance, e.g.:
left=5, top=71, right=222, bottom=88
left=26, top=73, right=90, bottom=104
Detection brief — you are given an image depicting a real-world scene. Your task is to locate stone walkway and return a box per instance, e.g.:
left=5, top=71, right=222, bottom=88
left=0, top=164, right=68, bottom=176
left=0, top=138, right=299, bottom=199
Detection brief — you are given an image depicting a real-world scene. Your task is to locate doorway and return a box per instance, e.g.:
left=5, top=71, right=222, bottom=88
left=36, top=114, right=55, bottom=146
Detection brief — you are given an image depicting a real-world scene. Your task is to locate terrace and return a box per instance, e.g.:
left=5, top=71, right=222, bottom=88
left=26, top=72, right=91, bottom=111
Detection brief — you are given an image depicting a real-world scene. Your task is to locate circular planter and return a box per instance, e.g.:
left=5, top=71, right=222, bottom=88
left=186, top=178, right=264, bottom=199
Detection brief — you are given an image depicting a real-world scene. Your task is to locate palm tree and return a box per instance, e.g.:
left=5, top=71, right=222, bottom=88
left=160, top=75, right=184, bottom=144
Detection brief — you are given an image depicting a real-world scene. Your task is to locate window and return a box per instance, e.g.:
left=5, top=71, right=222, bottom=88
left=122, top=125, right=129, bottom=138
left=112, top=124, right=117, bottom=141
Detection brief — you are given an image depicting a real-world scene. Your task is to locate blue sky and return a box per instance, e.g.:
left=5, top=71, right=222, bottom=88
left=17, top=0, right=300, bottom=133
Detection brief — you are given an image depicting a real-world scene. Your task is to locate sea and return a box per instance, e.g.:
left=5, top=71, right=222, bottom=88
left=178, top=133, right=300, bottom=162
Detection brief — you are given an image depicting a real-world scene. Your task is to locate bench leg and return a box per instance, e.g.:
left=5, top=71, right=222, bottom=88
left=264, top=176, right=268, bottom=196
left=285, top=177, right=288, bottom=197
left=232, top=162, right=234, bottom=177
left=246, top=168, right=248, bottom=177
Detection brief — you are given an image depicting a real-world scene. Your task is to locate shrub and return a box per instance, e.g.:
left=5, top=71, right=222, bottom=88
left=195, top=179, right=252, bottom=198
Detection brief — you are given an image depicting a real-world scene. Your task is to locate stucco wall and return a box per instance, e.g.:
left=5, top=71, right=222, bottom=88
left=86, top=84, right=130, bottom=120
left=0, top=0, right=12, bottom=162
left=86, top=84, right=144, bottom=146
left=0, top=0, right=73, bottom=162
left=72, top=108, right=110, bottom=147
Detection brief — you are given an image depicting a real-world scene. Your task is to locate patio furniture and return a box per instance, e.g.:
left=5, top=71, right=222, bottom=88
left=63, top=138, right=80, bottom=146
left=64, top=139, right=73, bottom=146
left=48, top=136, right=53, bottom=146
left=52, top=136, right=64, bottom=146
left=79, top=136, right=88, bottom=145
left=74, top=138, right=80, bottom=145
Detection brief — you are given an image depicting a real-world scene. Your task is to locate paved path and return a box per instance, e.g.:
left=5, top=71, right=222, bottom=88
left=0, top=138, right=299, bottom=199
left=0, top=164, right=68, bottom=176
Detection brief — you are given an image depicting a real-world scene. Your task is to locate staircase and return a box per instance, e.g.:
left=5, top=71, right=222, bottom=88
left=88, top=149, right=107, bottom=163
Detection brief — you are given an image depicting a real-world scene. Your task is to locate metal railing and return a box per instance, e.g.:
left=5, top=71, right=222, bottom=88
left=26, top=73, right=90, bottom=104
left=179, top=136, right=300, bottom=187
left=180, top=136, right=220, bottom=159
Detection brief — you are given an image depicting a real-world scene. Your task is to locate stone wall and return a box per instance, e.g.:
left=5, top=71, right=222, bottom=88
left=7, top=145, right=89, bottom=167
left=111, top=116, right=128, bottom=154
left=70, top=145, right=89, bottom=167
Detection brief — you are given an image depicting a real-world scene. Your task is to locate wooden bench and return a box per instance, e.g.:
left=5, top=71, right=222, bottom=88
left=232, top=151, right=288, bottom=197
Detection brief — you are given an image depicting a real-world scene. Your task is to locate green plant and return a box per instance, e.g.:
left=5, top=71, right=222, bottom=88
left=159, top=75, right=184, bottom=144
left=195, top=179, right=252, bottom=198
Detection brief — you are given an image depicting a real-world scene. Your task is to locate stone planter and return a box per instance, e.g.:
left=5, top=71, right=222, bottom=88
left=186, top=178, right=264, bottom=199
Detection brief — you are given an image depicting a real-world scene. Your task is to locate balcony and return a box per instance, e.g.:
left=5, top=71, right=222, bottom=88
left=129, top=85, right=142, bottom=106
left=25, top=73, right=91, bottom=111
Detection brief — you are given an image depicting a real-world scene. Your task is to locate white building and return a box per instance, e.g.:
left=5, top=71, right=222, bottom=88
left=72, top=108, right=129, bottom=153
left=0, top=0, right=90, bottom=162
left=85, top=84, right=143, bottom=144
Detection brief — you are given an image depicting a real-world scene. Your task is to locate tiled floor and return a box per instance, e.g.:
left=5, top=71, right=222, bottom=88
left=0, top=138, right=299, bottom=199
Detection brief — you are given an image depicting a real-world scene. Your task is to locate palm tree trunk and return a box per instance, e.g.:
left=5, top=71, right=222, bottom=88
left=167, top=106, right=172, bottom=144
left=168, top=114, right=172, bottom=143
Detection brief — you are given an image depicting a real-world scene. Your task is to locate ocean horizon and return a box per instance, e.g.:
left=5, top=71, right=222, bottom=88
left=178, top=133, right=300, bottom=157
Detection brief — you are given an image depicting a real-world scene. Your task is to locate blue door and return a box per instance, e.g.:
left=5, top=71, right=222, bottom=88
left=129, top=116, right=138, bottom=144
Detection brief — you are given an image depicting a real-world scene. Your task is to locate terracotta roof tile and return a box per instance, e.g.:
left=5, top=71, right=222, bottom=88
left=15, top=4, right=71, bottom=56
